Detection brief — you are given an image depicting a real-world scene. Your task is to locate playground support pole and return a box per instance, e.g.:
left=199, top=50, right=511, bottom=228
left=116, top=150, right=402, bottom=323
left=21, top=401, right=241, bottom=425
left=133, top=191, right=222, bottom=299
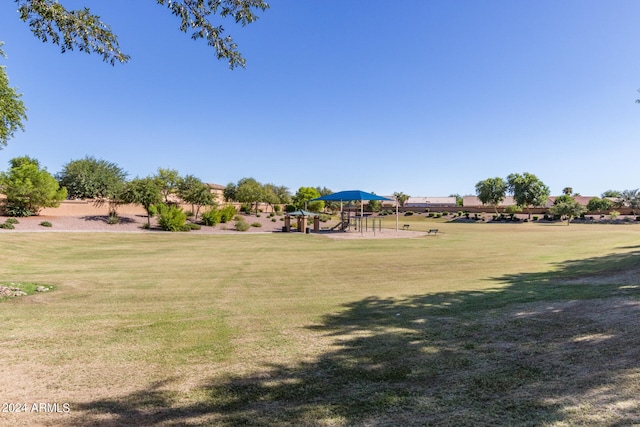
left=396, top=197, right=399, bottom=231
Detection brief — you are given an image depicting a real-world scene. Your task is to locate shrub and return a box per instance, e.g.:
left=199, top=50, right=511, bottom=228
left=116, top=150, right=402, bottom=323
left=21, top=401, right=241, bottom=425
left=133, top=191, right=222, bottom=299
left=533, top=215, right=539, bottom=221
left=201, top=208, right=222, bottom=226
left=147, top=204, right=158, bottom=218
left=106, top=214, right=120, bottom=225
left=318, top=214, right=331, bottom=222
left=5, top=218, right=19, bottom=225
left=5, top=206, right=32, bottom=217
left=271, top=218, right=277, bottom=222
left=284, top=204, right=296, bottom=213
left=274, top=205, right=282, bottom=214
left=251, top=222, right=262, bottom=228
left=219, top=205, right=237, bottom=223
left=177, top=223, right=201, bottom=231
left=185, top=210, right=194, bottom=218
left=404, top=211, right=414, bottom=216
left=157, top=204, right=187, bottom=231
left=443, top=211, right=449, bottom=216
left=235, top=219, right=250, bottom=231
left=610, top=210, right=620, bottom=220
left=39, top=221, right=52, bottom=227
left=0, top=222, right=15, bottom=229
left=240, top=203, right=251, bottom=213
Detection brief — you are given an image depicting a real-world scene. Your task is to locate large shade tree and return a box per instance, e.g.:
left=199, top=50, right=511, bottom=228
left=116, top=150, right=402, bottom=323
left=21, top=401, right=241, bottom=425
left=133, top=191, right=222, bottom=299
left=1, top=0, right=269, bottom=146
left=56, top=156, right=127, bottom=200
left=507, top=172, right=550, bottom=219
left=475, top=177, right=507, bottom=214
left=235, top=177, right=265, bottom=214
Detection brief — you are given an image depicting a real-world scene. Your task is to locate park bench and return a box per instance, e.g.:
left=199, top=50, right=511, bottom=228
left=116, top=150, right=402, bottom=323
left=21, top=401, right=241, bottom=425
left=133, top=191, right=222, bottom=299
left=427, top=229, right=439, bottom=235
left=402, top=224, right=410, bottom=230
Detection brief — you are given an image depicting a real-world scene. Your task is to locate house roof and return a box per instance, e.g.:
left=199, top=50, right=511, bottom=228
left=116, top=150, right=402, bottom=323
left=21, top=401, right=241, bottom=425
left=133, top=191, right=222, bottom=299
left=406, top=197, right=457, bottom=205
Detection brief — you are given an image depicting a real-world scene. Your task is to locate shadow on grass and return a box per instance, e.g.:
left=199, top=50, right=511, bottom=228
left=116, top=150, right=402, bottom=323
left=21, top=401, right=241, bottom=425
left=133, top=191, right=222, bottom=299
left=80, top=215, right=137, bottom=224
left=71, top=251, right=640, bottom=426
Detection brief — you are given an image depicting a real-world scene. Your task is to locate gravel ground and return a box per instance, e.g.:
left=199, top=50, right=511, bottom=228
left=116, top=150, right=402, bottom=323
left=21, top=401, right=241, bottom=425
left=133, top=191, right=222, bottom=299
left=0, top=214, right=426, bottom=239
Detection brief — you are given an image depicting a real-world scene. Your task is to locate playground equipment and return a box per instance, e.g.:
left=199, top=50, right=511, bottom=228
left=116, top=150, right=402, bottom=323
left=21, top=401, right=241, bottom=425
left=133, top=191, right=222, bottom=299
left=330, top=210, right=383, bottom=235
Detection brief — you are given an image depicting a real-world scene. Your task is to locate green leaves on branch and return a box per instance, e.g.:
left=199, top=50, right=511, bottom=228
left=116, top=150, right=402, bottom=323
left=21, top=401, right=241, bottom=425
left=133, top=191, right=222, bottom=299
left=16, top=0, right=269, bottom=69
left=475, top=177, right=507, bottom=214
left=507, top=172, right=550, bottom=219
left=550, top=195, right=586, bottom=225
left=0, top=42, right=27, bottom=148
left=157, top=0, right=269, bottom=69
left=17, top=0, right=130, bottom=65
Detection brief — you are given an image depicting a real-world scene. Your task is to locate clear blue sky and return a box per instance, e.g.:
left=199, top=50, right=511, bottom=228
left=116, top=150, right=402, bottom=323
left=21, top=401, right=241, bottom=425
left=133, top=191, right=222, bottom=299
left=1, top=0, right=640, bottom=197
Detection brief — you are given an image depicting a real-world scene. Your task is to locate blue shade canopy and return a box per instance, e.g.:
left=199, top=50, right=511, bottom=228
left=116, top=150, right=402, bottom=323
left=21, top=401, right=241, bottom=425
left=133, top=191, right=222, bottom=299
left=311, top=190, right=392, bottom=202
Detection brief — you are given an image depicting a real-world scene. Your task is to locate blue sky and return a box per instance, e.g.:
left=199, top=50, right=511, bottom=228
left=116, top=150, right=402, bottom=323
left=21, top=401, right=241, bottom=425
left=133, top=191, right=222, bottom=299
left=1, top=0, right=640, bottom=197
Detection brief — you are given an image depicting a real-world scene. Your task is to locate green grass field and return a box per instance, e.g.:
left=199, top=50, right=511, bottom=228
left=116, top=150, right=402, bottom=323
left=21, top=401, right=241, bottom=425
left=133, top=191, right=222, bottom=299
left=1, top=222, right=640, bottom=426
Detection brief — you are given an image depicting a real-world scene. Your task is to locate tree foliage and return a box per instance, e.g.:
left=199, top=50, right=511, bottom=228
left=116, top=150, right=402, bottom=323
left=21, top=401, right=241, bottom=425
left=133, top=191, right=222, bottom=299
left=293, top=187, right=323, bottom=212
left=263, top=183, right=291, bottom=209
left=177, top=174, right=216, bottom=219
left=550, top=194, right=586, bottom=225
left=0, top=156, right=67, bottom=215
left=154, top=168, right=180, bottom=203
left=0, top=43, right=27, bottom=149
left=56, top=156, right=127, bottom=200
left=475, top=177, right=507, bottom=214
left=122, top=177, right=162, bottom=227
left=586, top=197, right=612, bottom=212
left=507, top=172, right=550, bottom=219
left=15, top=0, right=269, bottom=68
left=393, top=192, right=410, bottom=207
left=3, top=0, right=268, bottom=147
left=224, top=178, right=290, bottom=213
left=601, top=190, right=622, bottom=198
left=366, top=196, right=382, bottom=213
left=619, top=189, right=640, bottom=209
left=235, top=177, right=265, bottom=213
left=449, top=193, right=463, bottom=207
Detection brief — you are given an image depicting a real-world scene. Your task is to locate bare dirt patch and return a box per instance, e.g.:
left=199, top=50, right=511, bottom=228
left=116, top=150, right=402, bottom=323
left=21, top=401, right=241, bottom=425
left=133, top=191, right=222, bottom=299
left=0, top=214, right=427, bottom=238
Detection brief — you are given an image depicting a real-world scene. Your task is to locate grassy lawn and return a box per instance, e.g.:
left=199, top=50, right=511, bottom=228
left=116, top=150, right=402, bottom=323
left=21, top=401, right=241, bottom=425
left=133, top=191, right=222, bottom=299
left=1, top=222, right=640, bottom=426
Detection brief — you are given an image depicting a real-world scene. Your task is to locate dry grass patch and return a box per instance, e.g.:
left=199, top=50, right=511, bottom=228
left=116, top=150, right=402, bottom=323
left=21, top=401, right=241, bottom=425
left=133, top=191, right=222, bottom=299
left=0, top=225, right=639, bottom=425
